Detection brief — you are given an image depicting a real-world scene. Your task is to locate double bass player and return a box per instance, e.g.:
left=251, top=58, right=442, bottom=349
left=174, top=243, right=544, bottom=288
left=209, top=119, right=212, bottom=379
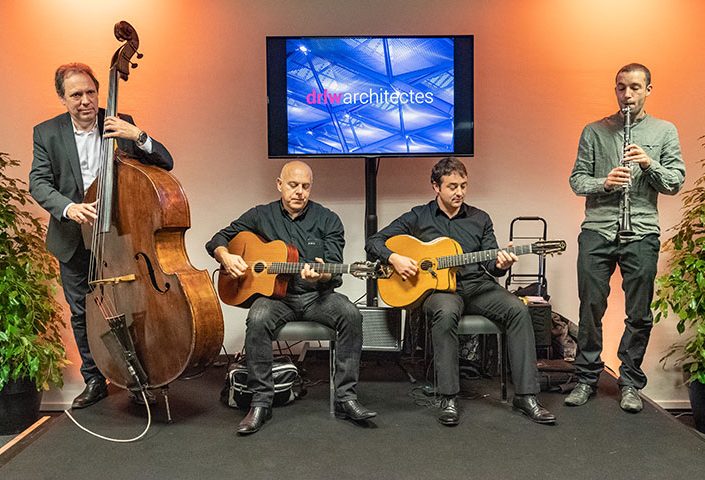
left=29, top=62, right=173, bottom=408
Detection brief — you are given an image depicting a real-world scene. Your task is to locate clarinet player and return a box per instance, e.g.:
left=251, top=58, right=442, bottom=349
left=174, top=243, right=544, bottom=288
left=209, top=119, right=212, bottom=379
left=566, top=63, right=685, bottom=413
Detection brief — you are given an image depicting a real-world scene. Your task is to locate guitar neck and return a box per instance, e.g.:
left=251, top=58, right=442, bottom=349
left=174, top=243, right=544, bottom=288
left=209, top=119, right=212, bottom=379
left=437, top=244, right=534, bottom=270
left=267, top=263, right=351, bottom=274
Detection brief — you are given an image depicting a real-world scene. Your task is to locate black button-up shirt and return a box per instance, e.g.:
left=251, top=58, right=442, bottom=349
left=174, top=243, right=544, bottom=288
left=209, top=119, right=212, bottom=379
left=365, top=200, right=507, bottom=290
left=206, top=200, right=345, bottom=293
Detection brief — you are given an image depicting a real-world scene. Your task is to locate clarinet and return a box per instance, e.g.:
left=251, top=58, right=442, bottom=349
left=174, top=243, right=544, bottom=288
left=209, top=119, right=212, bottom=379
left=617, top=105, right=635, bottom=242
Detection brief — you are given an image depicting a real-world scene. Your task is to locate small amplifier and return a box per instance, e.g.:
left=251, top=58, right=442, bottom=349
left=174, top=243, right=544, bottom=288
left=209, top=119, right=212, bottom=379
left=359, top=307, right=403, bottom=351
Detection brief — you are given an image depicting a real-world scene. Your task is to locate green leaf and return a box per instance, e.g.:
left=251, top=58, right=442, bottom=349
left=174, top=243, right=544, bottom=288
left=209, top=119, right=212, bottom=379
left=653, top=155, right=705, bottom=377
left=0, top=152, right=66, bottom=390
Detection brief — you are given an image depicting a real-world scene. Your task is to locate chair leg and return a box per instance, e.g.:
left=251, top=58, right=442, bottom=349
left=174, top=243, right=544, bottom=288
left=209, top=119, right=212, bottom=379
left=329, top=339, right=336, bottom=417
left=423, top=311, right=436, bottom=395
left=498, top=332, right=508, bottom=402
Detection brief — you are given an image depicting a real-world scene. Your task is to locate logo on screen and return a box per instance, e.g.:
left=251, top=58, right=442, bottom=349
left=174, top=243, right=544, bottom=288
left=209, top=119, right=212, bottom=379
left=305, top=88, right=435, bottom=106
left=286, top=37, right=456, bottom=155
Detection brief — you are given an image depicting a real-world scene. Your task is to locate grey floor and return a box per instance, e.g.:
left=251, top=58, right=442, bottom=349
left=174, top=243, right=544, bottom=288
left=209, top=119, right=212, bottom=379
left=2, top=358, right=704, bottom=480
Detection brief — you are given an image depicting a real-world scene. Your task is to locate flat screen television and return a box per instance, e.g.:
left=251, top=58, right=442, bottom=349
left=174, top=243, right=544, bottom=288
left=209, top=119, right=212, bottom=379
left=266, top=35, right=474, bottom=158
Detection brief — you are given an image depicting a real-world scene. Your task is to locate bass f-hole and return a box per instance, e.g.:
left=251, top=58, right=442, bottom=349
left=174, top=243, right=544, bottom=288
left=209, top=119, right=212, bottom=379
left=135, top=252, right=170, bottom=293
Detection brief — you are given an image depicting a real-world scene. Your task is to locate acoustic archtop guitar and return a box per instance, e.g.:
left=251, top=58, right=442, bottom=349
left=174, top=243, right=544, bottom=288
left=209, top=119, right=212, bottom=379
left=217, top=231, right=391, bottom=307
left=377, top=235, right=566, bottom=308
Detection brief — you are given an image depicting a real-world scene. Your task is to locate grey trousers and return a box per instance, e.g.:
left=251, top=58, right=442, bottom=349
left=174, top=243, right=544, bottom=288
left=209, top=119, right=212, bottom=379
left=244, top=290, right=363, bottom=408
left=58, top=245, right=104, bottom=384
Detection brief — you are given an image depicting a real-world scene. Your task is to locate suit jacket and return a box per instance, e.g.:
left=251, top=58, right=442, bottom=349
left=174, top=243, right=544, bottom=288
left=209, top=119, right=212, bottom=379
left=29, top=109, right=174, bottom=263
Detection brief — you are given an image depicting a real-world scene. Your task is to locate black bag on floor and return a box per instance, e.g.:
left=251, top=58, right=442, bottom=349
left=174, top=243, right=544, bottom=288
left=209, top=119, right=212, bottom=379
left=550, top=311, right=577, bottom=361
left=220, top=357, right=305, bottom=410
left=536, top=359, right=577, bottom=393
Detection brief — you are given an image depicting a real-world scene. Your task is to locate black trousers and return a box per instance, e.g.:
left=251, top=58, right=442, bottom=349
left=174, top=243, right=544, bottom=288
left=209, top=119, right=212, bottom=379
left=58, top=245, right=104, bottom=384
left=422, top=278, right=540, bottom=396
left=244, top=290, right=363, bottom=408
left=575, top=230, right=660, bottom=389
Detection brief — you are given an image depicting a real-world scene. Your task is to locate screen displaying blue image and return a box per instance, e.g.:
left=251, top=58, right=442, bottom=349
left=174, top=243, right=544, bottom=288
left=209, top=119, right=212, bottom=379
left=266, top=36, right=473, bottom=158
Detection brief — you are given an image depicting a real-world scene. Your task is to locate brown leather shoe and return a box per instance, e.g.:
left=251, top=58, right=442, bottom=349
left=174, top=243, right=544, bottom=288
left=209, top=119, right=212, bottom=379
left=71, top=377, right=108, bottom=409
left=512, top=394, right=556, bottom=424
left=237, top=406, right=272, bottom=435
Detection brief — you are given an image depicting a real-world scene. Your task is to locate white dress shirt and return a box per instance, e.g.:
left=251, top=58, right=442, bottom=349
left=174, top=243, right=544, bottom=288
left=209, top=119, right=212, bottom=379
left=63, top=119, right=153, bottom=218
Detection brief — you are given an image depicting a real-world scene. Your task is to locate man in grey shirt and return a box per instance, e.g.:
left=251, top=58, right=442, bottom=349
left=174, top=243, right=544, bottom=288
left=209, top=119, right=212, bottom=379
left=566, top=63, right=685, bottom=413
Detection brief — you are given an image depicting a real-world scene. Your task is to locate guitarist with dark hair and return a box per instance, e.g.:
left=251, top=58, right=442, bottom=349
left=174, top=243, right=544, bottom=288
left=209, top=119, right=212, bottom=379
left=206, top=160, right=376, bottom=435
left=366, top=157, right=556, bottom=427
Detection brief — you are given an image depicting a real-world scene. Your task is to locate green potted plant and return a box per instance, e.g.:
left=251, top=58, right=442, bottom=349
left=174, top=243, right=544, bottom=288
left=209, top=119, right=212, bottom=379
left=652, top=142, right=705, bottom=434
left=0, top=151, right=69, bottom=434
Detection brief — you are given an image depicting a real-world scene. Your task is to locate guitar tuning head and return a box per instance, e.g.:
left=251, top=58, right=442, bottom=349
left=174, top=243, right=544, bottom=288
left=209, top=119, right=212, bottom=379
left=136, top=52, right=144, bottom=59
left=131, top=62, right=139, bottom=69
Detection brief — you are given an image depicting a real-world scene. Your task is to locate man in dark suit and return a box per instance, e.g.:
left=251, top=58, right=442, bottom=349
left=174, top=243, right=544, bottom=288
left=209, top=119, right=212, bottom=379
left=29, top=63, right=173, bottom=408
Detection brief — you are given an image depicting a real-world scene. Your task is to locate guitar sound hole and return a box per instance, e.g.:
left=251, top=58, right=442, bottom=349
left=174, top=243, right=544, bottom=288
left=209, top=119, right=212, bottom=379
left=253, top=262, right=266, bottom=274
left=420, top=260, right=433, bottom=271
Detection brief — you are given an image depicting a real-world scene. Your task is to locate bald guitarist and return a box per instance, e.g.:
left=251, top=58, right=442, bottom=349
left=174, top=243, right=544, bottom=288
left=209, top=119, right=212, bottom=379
left=206, top=160, right=376, bottom=435
left=366, top=157, right=556, bottom=427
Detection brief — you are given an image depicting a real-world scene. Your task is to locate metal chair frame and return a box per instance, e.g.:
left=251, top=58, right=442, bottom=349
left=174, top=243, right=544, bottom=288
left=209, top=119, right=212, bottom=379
left=457, top=314, right=508, bottom=402
left=422, top=312, right=508, bottom=402
left=275, top=321, right=337, bottom=416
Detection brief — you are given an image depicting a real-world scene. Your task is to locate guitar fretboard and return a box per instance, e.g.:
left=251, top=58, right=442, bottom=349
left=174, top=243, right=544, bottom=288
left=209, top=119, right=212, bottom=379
left=437, top=244, right=534, bottom=269
left=266, top=263, right=351, bottom=274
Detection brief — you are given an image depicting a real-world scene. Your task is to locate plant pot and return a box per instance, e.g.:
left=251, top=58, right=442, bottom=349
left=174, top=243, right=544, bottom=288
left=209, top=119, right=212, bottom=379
left=689, top=380, right=705, bottom=434
left=0, top=378, right=43, bottom=435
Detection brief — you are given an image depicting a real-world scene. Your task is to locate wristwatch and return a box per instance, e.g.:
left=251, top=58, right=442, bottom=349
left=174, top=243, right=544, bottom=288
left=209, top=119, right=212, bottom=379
left=136, top=131, right=148, bottom=147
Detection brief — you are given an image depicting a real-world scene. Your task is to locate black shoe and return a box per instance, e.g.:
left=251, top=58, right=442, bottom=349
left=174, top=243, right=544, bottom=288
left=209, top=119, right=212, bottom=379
left=512, top=394, right=556, bottom=425
left=237, top=406, right=272, bottom=435
left=71, top=377, right=108, bottom=409
left=130, top=389, right=157, bottom=406
left=438, top=396, right=460, bottom=426
left=334, top=399, right=377, bottom=421
left=620, top=386, right=643, bottom=413
left=564, top=383, right=595, bottom=407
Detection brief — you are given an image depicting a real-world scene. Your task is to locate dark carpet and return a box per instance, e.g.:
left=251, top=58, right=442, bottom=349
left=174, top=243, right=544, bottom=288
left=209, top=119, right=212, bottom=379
left=1, top=356, right=703, bottom=480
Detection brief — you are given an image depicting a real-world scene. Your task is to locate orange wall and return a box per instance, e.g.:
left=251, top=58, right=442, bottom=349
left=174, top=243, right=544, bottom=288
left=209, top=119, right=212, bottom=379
left=2, top=0, right=703, bottom=406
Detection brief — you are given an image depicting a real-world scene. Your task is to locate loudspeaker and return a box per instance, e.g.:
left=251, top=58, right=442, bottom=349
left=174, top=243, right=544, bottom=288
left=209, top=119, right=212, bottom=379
left=359, top=307, right=402, bottom=351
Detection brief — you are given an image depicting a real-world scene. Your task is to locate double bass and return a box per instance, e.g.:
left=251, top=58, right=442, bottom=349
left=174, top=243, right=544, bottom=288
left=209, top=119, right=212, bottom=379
left=84, top=22, right=223, bottom=405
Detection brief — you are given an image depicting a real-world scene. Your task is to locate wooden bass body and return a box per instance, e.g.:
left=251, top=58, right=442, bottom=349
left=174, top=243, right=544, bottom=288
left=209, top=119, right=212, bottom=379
left=85, top=156, right=224, bottom=389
